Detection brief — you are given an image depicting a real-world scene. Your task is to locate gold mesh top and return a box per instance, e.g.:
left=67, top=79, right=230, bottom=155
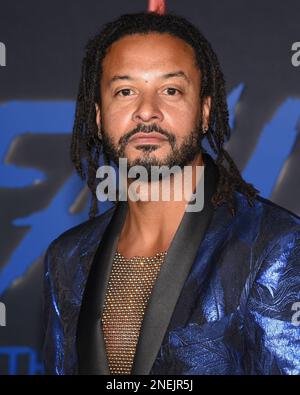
left=101, top=250, right=167, bottom=375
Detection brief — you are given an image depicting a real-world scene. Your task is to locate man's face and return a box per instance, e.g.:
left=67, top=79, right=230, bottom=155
left=96, top=32, right=211, bottom=172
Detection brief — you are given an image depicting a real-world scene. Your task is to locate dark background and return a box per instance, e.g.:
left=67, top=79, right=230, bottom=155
left=0, top=0, right=299, bottom=374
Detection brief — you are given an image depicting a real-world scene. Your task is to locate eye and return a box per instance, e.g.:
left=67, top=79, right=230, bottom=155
left=116, top=88, right=134, bottom=97
left=163, top=87, right=182, bottom=96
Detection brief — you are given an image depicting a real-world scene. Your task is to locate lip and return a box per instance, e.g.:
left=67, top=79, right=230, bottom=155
left=129, top=132, right=168, bottom=143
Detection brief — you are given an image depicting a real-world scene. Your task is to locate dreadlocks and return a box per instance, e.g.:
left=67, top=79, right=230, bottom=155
left=71, top=12, right=258, bottom=219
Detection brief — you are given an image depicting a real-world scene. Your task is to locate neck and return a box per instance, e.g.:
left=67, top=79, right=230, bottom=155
left=117, top=153, right=204, bottom=256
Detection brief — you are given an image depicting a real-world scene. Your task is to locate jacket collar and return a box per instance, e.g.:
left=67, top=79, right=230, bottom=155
left=77, top=153, right=219, bottom=374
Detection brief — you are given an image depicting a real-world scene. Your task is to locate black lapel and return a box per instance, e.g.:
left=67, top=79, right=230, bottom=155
left=76, top=199, right=128, bottom=374
left=131, top=153, right=218, bottom=374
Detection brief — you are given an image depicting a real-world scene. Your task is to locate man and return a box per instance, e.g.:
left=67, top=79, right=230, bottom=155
left=43, top=11, right=300, bottom=375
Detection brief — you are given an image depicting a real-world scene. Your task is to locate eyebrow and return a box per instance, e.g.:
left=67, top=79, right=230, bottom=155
left=109, top=71, right=190, bottom=85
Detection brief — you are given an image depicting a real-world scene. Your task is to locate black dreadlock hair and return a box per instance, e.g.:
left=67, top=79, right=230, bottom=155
left=71, top=12, right=259, bottom=219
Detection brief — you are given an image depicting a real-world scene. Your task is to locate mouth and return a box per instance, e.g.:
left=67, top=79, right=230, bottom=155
left=129, top=132, right=169, bottom=144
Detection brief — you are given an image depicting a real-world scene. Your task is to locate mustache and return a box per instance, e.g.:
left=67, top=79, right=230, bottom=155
left=120, top=123, right=176, bottom=146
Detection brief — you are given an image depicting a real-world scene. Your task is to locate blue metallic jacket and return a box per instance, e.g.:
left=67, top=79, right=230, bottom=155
left=43, top=156, right=300, bottom=375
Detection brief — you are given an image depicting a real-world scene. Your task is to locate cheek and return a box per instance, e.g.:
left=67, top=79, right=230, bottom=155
left=102, top=103, right=133, bottom=140
left=164, top=103, right=200, bottom=135
left=105, top=101, right=133, bottom=123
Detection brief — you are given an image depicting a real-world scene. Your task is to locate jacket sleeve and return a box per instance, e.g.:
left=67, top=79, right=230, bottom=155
left=243, top=230, right=300, bottom=375
left=43, top=241, right=64, bottom=375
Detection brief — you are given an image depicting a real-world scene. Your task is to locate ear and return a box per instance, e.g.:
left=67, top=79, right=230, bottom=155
left=202, top=96, right=211, bottom=128
left=95, top=103, right=101, bottom=128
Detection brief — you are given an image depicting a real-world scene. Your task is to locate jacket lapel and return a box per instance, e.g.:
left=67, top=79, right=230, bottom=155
left=76, top=199, right=128, bottom=374
left=131, top=154, right=218, bottom=374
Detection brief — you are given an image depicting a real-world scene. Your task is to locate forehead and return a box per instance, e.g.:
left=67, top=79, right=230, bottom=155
left=101, top=33, right=199, bottom=78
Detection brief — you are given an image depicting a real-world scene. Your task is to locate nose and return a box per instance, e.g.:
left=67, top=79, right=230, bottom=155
left=132, top=93, right=164, bottom=123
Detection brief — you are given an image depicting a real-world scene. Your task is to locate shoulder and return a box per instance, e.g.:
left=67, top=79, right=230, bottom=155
left=235, top=195, right=300, bottom=374
left=254, top=194, right=300, bottom=232
left=233, top=192, right=300, bottom=252
left=45, top=204, right=116, bottom=261
left=233, top=192, right=300, bottom=297
left=237, top=193, right=300, bottom=335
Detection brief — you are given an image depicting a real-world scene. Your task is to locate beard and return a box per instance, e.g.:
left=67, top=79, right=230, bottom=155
left=101, top=122, right=204, bottom=180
